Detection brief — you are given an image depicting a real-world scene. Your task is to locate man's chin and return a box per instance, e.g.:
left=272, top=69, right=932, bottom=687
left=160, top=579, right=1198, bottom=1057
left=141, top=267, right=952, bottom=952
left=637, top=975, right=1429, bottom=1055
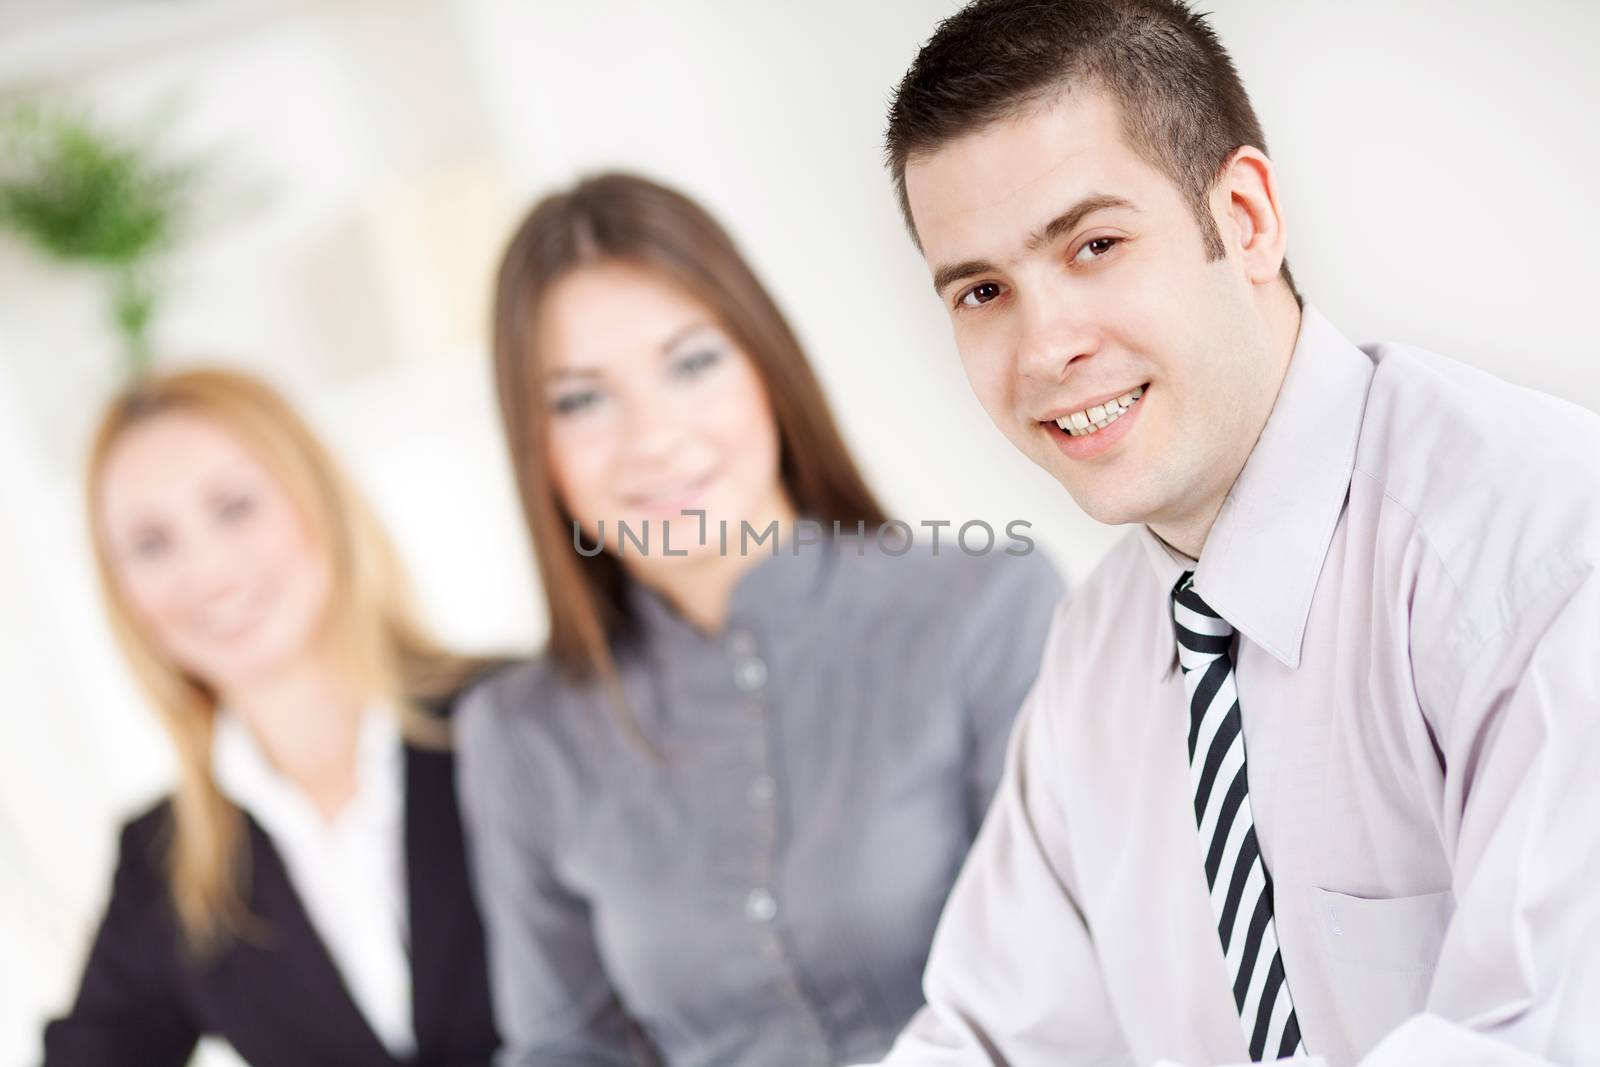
left=1055, top=477, right=1153, bottom=528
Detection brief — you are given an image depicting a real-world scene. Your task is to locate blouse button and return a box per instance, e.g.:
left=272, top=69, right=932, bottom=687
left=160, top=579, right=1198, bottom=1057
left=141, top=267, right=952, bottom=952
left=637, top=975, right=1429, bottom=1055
left=745, top=888, right=778, bottom=922
left=748, top=775, right=776, bottom=806
left=734, top=656, right=768, bottom=691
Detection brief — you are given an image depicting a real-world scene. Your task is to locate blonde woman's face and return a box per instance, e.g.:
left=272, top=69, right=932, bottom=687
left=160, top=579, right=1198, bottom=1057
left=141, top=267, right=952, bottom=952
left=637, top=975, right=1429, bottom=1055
left=98, top=412, right=334, bottom=696
left=538, top=261, right=791, bottom=567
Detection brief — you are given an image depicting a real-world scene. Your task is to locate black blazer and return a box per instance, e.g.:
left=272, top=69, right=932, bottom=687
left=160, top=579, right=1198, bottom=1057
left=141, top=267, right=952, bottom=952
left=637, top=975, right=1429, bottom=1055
left=42, top=731, right=499, bottom=1067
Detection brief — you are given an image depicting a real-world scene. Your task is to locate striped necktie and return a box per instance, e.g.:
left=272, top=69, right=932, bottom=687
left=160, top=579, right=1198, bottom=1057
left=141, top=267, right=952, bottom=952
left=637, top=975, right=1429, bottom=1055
left=1171, top=571, right=1306, bottom=1060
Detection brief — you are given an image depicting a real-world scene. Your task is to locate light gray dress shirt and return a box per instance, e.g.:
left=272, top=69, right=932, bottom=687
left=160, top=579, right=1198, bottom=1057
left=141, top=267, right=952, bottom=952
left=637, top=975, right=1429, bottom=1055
left=456, top=537, right=1064, bottom=1066
left=878, top=306, right=1600, bottom=1067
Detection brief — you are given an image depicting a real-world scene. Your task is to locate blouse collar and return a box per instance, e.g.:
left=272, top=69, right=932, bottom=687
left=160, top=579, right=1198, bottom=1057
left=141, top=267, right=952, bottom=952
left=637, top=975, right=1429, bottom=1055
left=211, top=703, right=404, bottom=841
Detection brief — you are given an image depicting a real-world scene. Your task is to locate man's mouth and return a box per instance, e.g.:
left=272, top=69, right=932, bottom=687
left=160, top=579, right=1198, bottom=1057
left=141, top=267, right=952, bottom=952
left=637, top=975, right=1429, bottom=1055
left=1049, top=385, right=1145, bottom=437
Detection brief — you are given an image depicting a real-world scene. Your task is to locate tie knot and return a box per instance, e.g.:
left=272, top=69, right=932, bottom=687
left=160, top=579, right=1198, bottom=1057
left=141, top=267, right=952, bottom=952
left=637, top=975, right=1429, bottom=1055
left=1171, top=571, right=1234, bottom=671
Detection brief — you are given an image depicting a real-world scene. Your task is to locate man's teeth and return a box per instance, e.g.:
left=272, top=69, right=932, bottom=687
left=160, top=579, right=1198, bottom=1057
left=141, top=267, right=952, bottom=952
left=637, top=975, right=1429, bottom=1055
left=1054, top=387, right=1144, bottom=436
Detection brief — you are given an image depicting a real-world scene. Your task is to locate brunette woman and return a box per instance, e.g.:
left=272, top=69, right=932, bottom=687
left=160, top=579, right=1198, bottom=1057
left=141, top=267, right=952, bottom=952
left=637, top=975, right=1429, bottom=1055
left=457, top=173, right=1066, bottom=1066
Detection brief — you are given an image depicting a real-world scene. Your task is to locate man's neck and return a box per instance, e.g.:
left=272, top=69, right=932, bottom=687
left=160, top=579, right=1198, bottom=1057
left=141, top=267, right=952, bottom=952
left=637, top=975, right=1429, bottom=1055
left=1148, top=513, right=1210, bottom=564
left=1149, top=289, right=1304, bottom=561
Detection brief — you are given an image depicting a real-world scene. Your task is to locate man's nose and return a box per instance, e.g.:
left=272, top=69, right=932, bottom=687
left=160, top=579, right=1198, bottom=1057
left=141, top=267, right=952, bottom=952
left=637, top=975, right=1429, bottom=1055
left=1015, top=293, right=1099, bottom=385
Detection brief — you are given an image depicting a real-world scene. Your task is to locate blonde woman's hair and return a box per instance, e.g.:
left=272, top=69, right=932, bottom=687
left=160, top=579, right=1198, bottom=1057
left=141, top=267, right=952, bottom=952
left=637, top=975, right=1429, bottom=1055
left=86, top=367, right=486, bottom=955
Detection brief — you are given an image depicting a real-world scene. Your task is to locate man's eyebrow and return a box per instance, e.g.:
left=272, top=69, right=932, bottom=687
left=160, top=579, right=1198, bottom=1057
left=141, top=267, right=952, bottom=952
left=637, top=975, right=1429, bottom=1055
left=1025, top=194, right=1138, bottom=252
left=929, top=194, right=1139, bottom=296
left=932, top=258, right=998, bottom=295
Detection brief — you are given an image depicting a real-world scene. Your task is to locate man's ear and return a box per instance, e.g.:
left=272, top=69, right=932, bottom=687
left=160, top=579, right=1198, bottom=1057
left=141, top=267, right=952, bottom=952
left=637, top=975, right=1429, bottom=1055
left=1213, top=145, right=1288, bottom=287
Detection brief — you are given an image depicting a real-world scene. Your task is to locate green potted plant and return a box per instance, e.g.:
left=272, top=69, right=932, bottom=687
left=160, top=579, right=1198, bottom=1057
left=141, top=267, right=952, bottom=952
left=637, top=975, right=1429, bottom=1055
left=0, top=101, right=198, bottom=378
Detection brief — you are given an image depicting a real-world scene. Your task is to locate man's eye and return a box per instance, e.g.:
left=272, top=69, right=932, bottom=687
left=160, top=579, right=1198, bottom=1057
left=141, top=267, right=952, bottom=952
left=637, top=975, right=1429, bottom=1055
left=1074, top=236, right=1121, bottom=263
left=958, top=282, right=1004, bottom=308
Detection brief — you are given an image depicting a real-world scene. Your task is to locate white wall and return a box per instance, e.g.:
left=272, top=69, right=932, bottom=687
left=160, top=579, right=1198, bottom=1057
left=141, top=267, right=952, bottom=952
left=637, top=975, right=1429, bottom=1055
left=1208, top=0, right=1600, bottom=402
left=0, top=3, right=1595, bottom=1065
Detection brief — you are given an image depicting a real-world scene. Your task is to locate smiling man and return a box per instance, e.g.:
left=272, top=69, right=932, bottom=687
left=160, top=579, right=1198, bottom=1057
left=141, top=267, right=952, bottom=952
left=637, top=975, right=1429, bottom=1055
left=872, top=1, right=1600, bottom=1065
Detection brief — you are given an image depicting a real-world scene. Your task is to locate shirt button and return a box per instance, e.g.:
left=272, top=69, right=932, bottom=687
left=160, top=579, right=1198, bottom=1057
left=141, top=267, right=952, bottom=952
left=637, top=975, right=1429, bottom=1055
left=748, top=775, right=776, bottom=806
left=734, top=656, right=768, bottom=691
left=745, top=888, right=778, bottom=922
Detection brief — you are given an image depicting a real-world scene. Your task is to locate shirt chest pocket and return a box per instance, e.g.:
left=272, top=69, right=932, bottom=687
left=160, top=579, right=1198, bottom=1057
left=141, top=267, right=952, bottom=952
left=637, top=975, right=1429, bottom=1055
left=1313, top=886, right=1454, bottom=973
left=1309, top=886, right=1454, bottom=1050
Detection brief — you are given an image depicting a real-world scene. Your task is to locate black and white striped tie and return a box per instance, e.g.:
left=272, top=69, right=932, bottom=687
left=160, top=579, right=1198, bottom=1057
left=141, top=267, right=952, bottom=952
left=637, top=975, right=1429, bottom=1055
left=1172, top=572, right=1305, bottom=1061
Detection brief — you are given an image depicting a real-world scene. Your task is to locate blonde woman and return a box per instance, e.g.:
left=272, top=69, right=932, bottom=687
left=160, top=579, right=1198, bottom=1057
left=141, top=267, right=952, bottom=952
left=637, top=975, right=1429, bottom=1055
left=43, top=369, right=499, bottom=1067
left=456, top=173, right=1067, bottom=1065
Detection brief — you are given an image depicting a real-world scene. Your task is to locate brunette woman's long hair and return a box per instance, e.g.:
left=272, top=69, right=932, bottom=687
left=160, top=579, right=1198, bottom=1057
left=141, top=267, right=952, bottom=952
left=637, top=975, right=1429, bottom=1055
left=491, top=172, right=886, bottom=683
left=87, top=367, right=487, bottom=955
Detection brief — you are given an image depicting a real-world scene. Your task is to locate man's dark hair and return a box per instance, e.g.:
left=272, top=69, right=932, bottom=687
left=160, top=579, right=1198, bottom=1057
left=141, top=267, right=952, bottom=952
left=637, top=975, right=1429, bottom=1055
left=886, top=0, right=1299, bottom=300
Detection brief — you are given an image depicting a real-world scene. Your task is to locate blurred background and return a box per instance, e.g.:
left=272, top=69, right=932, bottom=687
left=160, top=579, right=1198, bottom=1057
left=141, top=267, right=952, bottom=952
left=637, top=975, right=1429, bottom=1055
left=0, top=1, right=1594, bottom=1064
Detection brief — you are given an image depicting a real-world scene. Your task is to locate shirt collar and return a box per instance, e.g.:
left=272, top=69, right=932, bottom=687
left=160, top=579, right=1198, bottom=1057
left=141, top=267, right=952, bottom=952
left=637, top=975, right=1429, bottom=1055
left=212, top=704, right=404, bottom=839
left=1142, top=304, right=1375, bottom=679
left=1138, top=527, right=1198, bottom=679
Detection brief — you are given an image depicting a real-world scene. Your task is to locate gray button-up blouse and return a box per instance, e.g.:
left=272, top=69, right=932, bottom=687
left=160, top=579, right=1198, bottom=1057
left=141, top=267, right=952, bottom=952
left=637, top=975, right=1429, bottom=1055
left=455, top=535, right=1064, bottom=1066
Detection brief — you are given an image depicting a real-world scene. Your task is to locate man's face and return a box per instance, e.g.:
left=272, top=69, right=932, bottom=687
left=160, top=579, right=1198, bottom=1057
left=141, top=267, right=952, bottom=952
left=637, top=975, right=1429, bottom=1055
left=905, top=90, right=1278, bottom=536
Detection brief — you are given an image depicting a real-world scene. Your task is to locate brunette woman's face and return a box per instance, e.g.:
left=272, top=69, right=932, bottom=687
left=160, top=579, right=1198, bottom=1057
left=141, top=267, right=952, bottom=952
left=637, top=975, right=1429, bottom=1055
left=97, top=412, right=335, bottom=696
left=538, top=261, right=792, bottom=566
